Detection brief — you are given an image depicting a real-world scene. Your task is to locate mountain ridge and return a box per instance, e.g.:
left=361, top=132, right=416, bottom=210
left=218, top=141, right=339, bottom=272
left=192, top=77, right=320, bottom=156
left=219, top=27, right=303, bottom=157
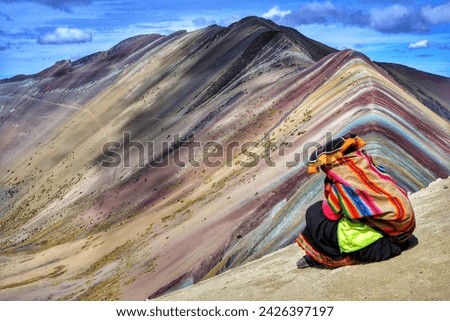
left=376, top=61, right=450, bottom=119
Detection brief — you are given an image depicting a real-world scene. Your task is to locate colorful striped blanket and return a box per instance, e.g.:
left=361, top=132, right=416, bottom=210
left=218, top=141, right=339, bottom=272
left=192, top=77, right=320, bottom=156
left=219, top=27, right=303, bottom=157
left=309, top=134, right=416, bottom=243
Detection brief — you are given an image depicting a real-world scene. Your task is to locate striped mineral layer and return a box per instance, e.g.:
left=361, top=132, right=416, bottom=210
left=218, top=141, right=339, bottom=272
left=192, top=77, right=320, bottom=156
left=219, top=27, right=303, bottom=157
left=0, top=17, right=449, bottom=300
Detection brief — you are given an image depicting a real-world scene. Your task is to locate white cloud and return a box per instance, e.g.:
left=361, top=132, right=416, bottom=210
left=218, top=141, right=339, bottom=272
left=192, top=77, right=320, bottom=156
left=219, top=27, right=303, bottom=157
left=422, top=2, right=450, bottom=24
left=408, top=39, right=428, bottom=49
left=371, top=5, right=408, bottom=31
left=370, top=5, right=409, bottom=24
left=303, top=1, right=335, bottom=12
left=37, top=27, right=93, bottom=45
left=262, top=6, right=291, bottom=19
left=368, top=4, right=430, bottom=33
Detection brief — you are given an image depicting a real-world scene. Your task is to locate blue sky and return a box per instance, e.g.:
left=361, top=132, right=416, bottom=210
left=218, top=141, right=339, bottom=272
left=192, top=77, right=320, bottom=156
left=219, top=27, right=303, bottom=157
left=0, top=0, right=449, bottom=79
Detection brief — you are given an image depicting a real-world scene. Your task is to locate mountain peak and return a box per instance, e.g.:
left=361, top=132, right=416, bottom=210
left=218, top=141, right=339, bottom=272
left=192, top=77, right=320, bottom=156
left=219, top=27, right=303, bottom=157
left=229, top=16, right=277, bottom=29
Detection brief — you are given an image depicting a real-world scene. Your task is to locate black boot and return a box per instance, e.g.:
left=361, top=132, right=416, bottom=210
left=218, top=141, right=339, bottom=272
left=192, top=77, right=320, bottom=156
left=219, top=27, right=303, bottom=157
left=296, top=255, right=322, bottom=269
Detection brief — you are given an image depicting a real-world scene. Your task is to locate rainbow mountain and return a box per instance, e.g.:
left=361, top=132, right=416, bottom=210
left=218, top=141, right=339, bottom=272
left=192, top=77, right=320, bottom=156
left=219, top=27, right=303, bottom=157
left=0, top=17, right=448, bottom=300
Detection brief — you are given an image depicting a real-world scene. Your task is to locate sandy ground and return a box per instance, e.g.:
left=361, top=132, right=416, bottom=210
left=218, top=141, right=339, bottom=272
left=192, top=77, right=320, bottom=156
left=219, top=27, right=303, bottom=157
left=158, top=177, right=450, bottom=301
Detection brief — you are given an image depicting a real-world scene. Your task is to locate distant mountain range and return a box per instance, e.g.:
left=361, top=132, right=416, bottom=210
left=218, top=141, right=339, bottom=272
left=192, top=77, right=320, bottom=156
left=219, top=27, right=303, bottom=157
left=0, top=16, right=448, bottom=300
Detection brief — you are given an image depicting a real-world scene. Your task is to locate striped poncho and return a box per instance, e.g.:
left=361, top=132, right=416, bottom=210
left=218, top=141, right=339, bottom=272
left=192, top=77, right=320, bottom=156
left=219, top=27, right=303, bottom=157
left=296, top=133, right=416, bottom=267
left=310, top=134, right=416, bottom=243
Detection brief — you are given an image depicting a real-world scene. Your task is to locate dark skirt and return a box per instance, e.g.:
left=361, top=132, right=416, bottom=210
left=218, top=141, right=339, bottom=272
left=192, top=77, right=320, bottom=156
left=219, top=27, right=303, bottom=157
left=297, top=201, right=402, bottom=267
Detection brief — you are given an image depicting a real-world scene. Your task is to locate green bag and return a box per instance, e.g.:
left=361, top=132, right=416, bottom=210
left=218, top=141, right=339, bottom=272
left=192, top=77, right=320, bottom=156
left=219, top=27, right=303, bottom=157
left=337, top=218, right=383, bottom=253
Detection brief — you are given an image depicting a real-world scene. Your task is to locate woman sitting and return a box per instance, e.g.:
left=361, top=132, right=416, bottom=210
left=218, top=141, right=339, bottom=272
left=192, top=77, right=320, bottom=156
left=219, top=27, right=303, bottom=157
left=296, top=133, right=416, bottom=268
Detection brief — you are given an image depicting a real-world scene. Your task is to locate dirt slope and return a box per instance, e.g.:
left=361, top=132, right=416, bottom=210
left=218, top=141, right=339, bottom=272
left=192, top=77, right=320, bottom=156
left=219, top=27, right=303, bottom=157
left=159, top=177, right=450, bottom=301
